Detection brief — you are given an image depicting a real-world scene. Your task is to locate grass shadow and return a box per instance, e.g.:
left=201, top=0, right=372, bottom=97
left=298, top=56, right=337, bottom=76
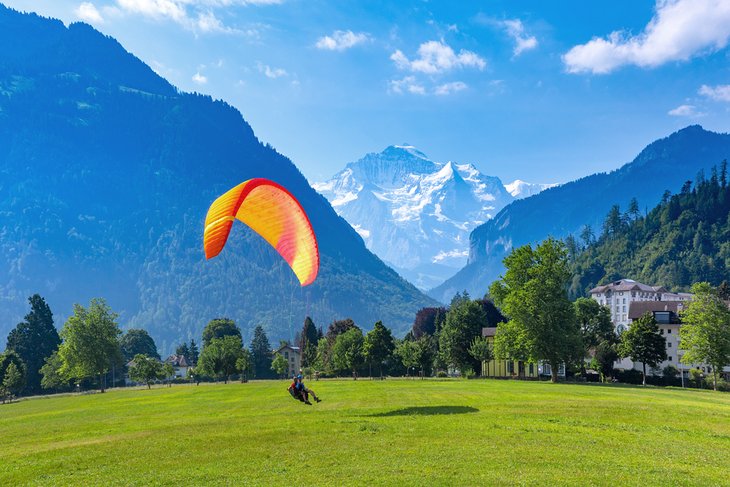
left=368, top=406, right=479, bottom=417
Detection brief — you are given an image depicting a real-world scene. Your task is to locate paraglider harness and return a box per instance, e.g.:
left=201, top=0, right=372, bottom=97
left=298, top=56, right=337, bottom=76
left=288, top=377, right=306, bottom=403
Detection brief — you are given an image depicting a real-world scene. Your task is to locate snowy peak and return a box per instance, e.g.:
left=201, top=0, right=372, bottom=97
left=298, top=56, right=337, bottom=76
left=315, top=145, right=519, bottom=290
left=506, top=179, right=558, bottom=199
left=342, top=144, right=439, bottom=188
left=391, top=143, right=430, bottom=160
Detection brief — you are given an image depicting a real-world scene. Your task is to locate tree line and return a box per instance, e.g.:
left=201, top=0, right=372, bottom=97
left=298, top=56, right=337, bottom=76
left=2, top=237, right=729, bottom=401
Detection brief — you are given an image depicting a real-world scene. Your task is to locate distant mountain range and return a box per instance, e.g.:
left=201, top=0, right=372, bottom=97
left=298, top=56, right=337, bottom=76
left=0, top=5, right=438, bottom=352
left=431, top=125, right=730, bottom=302
left=314, top=145, right=553, bottom=289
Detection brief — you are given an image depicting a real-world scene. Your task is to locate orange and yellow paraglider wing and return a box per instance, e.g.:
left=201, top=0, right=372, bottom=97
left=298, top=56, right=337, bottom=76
left=203, top=179, right=319, bottom=286
left=203, top=180, right=249, bottom=259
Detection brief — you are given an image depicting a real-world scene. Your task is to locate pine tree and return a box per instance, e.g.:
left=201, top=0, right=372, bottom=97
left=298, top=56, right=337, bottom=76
left=299, top=317, right=319, bottom=367
left=188, top=339, right=199, bottom=365
left=175, top=342, right=190, bottom=360
left=250, top=325, right=273, bottom=379
left=628, top=197, right=640, bottom=220
left=580, top=224, right=595, bottom=247
left=5, top=294, right=60, bottom=395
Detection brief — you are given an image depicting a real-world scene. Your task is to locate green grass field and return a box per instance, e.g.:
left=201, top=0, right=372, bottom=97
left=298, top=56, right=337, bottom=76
left=1, top=379, right=729, bottom=486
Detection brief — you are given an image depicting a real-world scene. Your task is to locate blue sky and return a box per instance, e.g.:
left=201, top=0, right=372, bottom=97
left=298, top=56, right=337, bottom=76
left=5, top=0, right=730, bottom=184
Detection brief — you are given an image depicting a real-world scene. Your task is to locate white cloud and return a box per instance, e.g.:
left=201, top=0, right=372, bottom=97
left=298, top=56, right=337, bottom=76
left=116, top=0, right=187, bottom=23
left=192, top=71, right=208, bottom=84
left=434, top=81, right=467, bottom=95
left=389, top=76, right=426, bottom=95
left=195, top=11, right=235, bottom=33
left=389, top=78, right=467, bottom=96
left=315, top=30, right=371, bottom=51
left=668, top=104, right=703, bottom=117
left=502, top=19, right=538, bottom=56
left=110, top=0, right=282, bottom=33
left=699, top=84, right=730, bottom=102
left=256, top=62, right=287, bottom=79
left=563, top=0, right=730, bottom=74
left=75, top=2, right=105, bottom=24
left=391, top=40, right=486, bottom=74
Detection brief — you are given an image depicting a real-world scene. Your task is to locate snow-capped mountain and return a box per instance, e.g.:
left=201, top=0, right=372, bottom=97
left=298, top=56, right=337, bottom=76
left=505, top=180, right=557, bottom=199
left=314, top=145, right=541, bottom=290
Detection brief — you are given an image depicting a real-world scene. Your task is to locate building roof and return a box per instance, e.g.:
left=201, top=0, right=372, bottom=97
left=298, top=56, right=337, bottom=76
left=628, top=301, right=683, bottom=321
left=165, top=355, right=190, bottom=367
left=589, top=279, right=666, bottom=294
left=275, top=344, right=301, bottom=354
left=482, top=327, right=498, bottom=338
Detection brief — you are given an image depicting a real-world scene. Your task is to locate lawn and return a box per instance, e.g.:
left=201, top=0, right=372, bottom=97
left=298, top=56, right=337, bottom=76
left=1, top=379, right=729, bottom=486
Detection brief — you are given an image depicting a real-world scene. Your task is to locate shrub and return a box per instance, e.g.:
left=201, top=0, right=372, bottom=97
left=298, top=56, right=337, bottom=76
left=616, top=369, right=643, bottom=385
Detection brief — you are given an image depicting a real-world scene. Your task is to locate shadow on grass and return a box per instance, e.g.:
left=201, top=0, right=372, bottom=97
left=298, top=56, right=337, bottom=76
left=368, top=406, right=479, bottom=417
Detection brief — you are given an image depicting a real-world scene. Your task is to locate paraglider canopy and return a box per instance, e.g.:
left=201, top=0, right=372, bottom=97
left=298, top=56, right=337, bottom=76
left=204, top=178, right=319, bottom=286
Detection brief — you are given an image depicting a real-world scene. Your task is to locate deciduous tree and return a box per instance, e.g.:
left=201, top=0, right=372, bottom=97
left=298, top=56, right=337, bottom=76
left=200, top=336, right=244, bottom=383
left=120, top=329, right=160, bottom=362
left=618, top=312, right=667, bottom=386
left=438, top=298, right=486, bottom=374
left=128, top=354, right=164, bottom=389
left=40, top=351, right=69, bottom=392
left=236, top=349, right=253, bottom=382
left=363, top=321, right=395, bottom=378
left=271, top=353, right=288, bottom=378
left=468, top=337, right=494, bottom=374
left=202, top=318, right=241, bottom=348
left=490, top=238, right=581, bottom=382
left=57, top=298, right=122, bottom=392
left=332, top=328, right=364, bottom=379
left=680, top=282, right=730, bottom=391
left=2, top=362, right=24, bottom=403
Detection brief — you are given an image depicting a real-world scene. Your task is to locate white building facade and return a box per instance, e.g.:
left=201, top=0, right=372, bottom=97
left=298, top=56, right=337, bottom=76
left=276, top=344, right=301, bottom=377
left=589, top=279, right=692, bottom=332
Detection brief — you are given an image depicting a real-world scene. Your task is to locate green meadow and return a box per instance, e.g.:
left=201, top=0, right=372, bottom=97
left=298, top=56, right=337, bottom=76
left=1, top=379, right=729, bottom=486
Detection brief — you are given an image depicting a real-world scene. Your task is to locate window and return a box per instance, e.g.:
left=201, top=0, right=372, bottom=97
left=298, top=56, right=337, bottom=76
left=667, top=328, right=672, bottom=334
left=623, top=298, right=626, bottom=304
left=667, top=342, right=672, bottom=348
left=529, top=363, right=534, bottom=375
left=655, top=311, right=671, bottom=324
left=623, top=306, right=626, bottom=312
left=668, top=356, right=673, bottom=362
left=660, top=329, right=664, bottom=334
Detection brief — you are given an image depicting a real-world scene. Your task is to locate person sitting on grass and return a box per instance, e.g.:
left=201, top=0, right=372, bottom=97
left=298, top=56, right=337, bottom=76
left=296, top=374, right=321, bottom=404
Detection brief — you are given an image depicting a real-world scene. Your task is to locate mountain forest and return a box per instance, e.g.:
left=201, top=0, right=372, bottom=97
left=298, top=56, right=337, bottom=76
left=569, top=161, right=730, bottom=297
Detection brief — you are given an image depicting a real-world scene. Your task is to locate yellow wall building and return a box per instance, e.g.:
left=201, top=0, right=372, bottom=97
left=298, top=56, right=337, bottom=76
left=480, top=327, right=539, bottom=379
